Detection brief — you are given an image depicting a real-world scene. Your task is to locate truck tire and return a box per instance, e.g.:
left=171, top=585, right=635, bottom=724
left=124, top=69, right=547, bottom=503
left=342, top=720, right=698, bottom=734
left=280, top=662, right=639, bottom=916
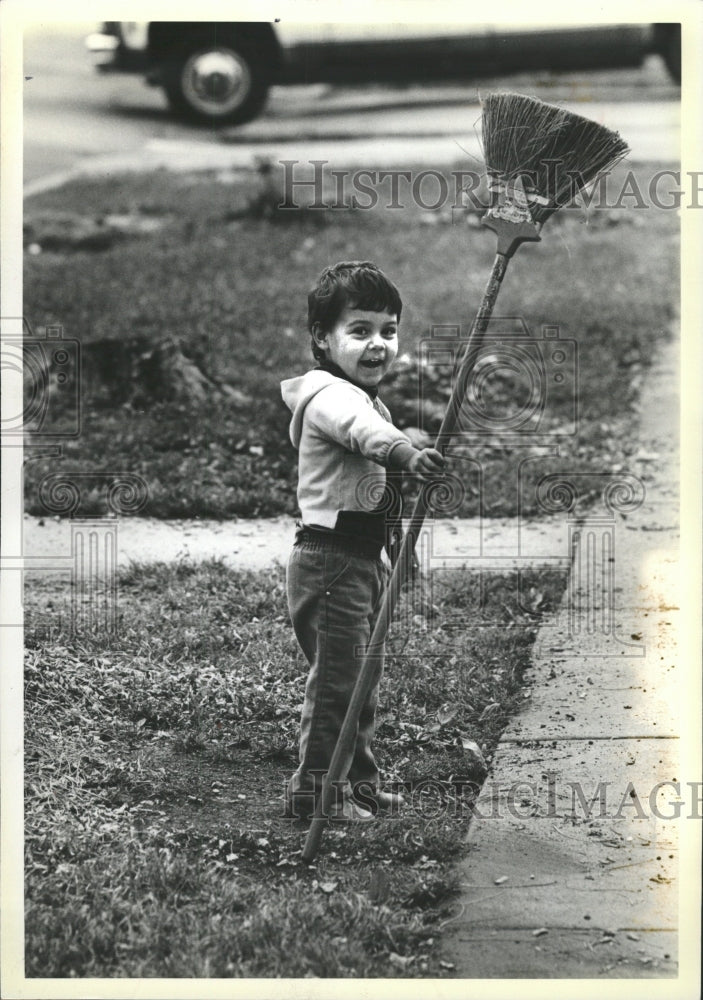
left=162, top=38, right=269, bottom=125
left=655, top=23, right=681, bottom=84
left=663, top=28, right=681, bottom=84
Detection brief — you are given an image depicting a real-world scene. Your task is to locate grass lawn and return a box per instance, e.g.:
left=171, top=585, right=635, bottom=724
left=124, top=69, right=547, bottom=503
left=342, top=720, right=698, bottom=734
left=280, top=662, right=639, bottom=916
left=25, top=560, right=565, bottom=978
left=23, top=161, right=678, bottom=519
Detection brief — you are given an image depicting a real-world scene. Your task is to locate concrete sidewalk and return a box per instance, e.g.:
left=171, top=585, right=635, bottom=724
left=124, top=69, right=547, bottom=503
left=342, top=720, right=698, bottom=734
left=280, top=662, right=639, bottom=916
left=442, top=335, right=693, bottom=981
left=19, top=513, right=571, bottom=575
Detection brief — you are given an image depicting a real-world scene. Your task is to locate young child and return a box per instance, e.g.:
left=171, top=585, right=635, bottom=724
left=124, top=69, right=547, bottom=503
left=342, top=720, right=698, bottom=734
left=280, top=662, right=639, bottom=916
left=281, top=261, right=444, bottom=822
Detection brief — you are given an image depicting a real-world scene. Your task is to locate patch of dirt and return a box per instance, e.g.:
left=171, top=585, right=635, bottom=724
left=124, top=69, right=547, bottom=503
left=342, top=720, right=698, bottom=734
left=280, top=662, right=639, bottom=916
left=24, top=209, right=168, bottom=253
left=134, top=740, right=294, bottom=836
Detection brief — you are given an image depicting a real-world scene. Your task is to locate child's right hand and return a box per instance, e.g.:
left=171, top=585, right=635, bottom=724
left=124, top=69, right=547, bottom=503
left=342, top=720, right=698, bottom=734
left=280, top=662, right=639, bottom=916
left=408, top=447, right=445, bottom=480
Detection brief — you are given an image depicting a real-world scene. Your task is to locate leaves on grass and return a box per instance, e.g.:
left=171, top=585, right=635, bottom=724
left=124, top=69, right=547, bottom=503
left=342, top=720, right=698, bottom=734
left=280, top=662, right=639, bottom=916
left=24, top=560, right=565, bottom=977
left=437, top=703, right=460, bottom=727
left=478, top=703, right=502, bottom=722
left=368, top=868, right=391, bottom=905
left=388, top=952, right=414, bottom=969
left=23, top=164, right=677, bottom=520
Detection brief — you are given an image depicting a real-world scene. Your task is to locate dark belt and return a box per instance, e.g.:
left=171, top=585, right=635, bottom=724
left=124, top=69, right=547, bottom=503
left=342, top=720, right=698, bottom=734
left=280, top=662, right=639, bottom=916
left=294, top=525, right=384, bottom=560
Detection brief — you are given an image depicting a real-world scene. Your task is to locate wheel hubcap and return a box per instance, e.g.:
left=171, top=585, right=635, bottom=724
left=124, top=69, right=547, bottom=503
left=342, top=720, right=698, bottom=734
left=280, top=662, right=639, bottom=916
left=182, top=49, right=251, bottom=115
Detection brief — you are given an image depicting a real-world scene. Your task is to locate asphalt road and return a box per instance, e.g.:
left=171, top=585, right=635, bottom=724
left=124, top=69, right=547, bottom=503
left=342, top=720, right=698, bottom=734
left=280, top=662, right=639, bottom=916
left=23, top=22, right=200, bottom=184
left=23, top=23, right=680, bottom=188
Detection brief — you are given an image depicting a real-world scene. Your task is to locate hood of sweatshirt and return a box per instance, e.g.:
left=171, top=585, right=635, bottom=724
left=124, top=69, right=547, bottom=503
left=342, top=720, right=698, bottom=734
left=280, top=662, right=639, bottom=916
left=281, top=369, right=355, bottom=449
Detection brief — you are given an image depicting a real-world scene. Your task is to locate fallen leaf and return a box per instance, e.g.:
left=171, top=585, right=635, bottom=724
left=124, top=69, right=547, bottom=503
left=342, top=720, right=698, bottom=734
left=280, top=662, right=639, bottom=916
left=389, top=953, right=413, bottom=968
left=437, top=703, right=459, bottom=726
left=479, top=703, right=501, bottom=722
left=530, top=590, right=544, bottom=611
left=319, top=881, right=338, bottom=894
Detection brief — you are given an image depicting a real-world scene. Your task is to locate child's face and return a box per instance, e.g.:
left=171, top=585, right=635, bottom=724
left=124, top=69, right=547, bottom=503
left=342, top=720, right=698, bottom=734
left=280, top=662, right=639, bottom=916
left=315, top=307, right=399, bottom=388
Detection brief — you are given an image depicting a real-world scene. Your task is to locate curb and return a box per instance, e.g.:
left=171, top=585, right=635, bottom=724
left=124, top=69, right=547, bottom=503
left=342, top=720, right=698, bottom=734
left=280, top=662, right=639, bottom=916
left=22, top=134, right=483, bottom=201
left=23, top=99, right=679, bottom=200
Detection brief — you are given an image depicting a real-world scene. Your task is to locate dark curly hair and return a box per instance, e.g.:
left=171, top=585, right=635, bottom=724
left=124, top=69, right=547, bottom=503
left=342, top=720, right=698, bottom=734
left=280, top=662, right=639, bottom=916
left=307, top=260, right=402, bottom=361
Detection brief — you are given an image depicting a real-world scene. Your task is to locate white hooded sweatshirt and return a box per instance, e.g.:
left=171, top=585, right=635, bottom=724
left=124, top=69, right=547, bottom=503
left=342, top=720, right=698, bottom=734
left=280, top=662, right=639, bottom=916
left=280, top=369, right=416, bottom=536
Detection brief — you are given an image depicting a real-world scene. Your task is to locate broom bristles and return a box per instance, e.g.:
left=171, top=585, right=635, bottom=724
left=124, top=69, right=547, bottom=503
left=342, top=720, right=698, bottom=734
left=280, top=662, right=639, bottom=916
left=481, top=92, right=630, bottom=226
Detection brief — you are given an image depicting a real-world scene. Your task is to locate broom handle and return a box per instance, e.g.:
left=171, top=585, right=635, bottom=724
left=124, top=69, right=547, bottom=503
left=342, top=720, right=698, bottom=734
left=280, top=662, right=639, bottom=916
left=302, top=252, right=510, bottom=863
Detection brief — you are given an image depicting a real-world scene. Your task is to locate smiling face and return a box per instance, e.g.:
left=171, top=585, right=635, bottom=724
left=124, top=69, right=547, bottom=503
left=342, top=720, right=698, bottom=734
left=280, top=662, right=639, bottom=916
left=314, top=307, right=399, bottom=388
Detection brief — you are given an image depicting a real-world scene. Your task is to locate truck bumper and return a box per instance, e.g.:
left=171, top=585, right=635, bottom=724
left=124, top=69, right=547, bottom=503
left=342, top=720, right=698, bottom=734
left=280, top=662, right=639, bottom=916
left=85, top=32, right=150, bottom=74
left=85, top=32, right=121, bottom=69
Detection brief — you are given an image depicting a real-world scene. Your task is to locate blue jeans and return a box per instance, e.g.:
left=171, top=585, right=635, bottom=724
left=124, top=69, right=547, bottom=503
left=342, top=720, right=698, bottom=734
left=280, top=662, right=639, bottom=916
left=286, top=533, right=388, bottom=815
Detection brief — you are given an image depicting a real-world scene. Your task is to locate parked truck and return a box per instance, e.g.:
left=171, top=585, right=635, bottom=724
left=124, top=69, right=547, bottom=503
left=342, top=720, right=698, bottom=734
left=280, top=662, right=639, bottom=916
left=86, top=21, right=681, bottom=126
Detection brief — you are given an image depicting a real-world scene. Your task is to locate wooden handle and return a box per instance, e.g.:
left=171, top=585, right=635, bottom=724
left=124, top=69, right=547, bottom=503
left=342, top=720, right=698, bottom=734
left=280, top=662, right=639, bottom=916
left=302, top=251, right=513, bottom=863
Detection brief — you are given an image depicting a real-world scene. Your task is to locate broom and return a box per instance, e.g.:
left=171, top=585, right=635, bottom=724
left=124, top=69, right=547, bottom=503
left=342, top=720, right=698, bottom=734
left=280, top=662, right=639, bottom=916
left=302, top=93, right=629, bottom=863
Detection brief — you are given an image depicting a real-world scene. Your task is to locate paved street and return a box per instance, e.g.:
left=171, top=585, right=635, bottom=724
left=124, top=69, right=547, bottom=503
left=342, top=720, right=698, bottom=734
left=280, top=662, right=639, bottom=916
left=23, top=23, right=680, bottom=191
